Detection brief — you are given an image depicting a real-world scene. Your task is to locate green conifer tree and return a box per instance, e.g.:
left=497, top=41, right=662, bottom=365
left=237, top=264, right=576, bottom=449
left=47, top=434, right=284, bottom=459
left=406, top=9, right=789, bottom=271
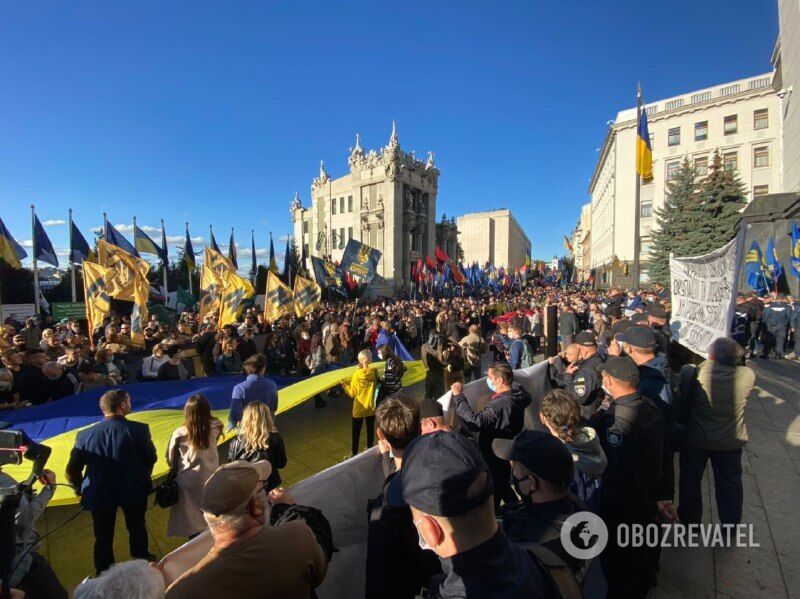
left=693, top=149, right=747, bottom=254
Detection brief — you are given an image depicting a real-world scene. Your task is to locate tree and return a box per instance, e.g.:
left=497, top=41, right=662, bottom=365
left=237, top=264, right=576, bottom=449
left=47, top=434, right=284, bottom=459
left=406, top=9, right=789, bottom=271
left=694, top=150, right=747, bottom=254
left=648, top=158, right=703, bottom=286
left=166, top=249, right=199, bottom=296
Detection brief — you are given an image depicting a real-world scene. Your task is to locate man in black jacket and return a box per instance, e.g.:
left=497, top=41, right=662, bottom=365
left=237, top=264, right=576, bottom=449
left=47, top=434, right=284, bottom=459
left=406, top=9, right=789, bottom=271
left=452, top=362, right=531, bottom=511
left=66, top=389, right=158, bottom=574
left=560, top=331, right=605, bottom=419
left=559, top=305, right=580, bottom=349
left=42, top=361, right=79, bottom=400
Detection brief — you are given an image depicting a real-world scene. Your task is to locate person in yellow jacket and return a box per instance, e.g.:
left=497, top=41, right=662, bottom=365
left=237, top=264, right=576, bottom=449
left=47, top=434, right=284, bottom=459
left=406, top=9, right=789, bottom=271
left=341, top=349, right=378, bottom=456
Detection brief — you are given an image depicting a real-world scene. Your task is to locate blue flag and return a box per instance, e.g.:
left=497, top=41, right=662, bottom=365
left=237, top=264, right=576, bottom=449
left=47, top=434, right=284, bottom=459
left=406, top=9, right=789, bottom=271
left=33, top=214, right=59, bottom=267
left=791, top=222, right=800, bottom=280
left=745, top=241, right=769, bottom=294
left=210, top=229, right=221, bottom=254
left=184, top=225, right=196, bottom=271
left=160, top=221, right=169, bottom=263
left=228, top=229, right=238, bottom=269
left=283, top=236, right=291, bottom=282
left=105, top=222, right=139, bottom=257
left=311, top=256, right=346, bottom=296
left=70, top=220, right=91, bottom=263
left=250, top=230, right=257, bottom=281
left=766, top=238, right=783, bottom=281
left=341, top=239, right=381, bottom=283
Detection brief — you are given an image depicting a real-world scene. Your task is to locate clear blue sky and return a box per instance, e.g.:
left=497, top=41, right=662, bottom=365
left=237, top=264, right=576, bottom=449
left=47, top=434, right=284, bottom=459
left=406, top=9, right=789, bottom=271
left=0, top=1, right=778, bottom=266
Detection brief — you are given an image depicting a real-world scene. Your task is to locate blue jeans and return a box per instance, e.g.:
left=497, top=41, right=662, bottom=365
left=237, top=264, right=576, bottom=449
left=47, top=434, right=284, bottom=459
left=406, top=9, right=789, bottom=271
left=678, top=444, right=743, bottom=524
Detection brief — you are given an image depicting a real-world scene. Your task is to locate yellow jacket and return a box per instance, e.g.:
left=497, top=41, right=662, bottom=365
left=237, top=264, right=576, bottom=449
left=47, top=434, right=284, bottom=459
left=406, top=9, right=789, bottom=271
left=342, top=366, right=378, bottom=418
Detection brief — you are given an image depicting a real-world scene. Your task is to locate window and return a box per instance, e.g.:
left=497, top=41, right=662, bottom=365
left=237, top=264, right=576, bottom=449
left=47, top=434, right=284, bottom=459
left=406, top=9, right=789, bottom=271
left=724, top=115, right=738, bottom=135
left=753, top=146, right=769, bottom=167
left=332, top=199, right=337, bottom=214
left=302, top=221, right=309, bottom=234
left=666, top=161, right=680, bottom=180
left=348, top=196, right=353, bottom=212
left=694, top=156, right=708, bottom=176
left=753, top=185, right=769, bottom=197
left=641, top=202, right=652, bottom=218
left=694, top=121, right=708, bottom=141
left=648, top=133, right=654, bottom=149
left=303, top=243, right=309, bottom=258
left=668, top=127, right=681, bottom=146
left=348, top=227, right=353, bottom=239
left=754, top=109, right=768, bottom=130
left=339, top=227, right=345, bottom=249
left=340, top=197, right=345, bottom=213
left=640, top=241, right=651, bottom=254
left=723, top=151, right=738, bottom=171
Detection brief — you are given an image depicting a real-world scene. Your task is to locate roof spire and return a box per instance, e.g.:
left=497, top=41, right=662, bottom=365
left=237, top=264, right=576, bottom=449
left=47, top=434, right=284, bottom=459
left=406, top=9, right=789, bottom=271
left=388, top=119, right=399, bottom=149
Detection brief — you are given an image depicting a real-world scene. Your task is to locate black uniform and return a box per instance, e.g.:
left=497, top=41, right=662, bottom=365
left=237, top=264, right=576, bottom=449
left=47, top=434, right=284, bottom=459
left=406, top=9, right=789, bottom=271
left=563, top=353, right=605, bottom=419
left=589, top=392, right=665, bottom=598
left=762, top=301, right=791, bottom=358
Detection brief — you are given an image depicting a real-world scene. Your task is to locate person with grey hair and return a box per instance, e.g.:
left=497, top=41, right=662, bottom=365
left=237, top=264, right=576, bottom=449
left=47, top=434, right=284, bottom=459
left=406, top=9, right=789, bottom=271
left=42, top=360, right=79, bottom=401
left=677, top=337, right=755, bottom=525
left=74, top=560, right=165, bottom=599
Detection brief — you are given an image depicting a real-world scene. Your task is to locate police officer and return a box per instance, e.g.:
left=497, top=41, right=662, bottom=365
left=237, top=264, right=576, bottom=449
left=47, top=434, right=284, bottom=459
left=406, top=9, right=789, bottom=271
left=762, top=294, right=791, bottom=359
left=589, top=357, right=669, bottom=597
left=791, top=297, right=800, bottom=360
left=731, top=294, right=754, bottom=354
left=744, top=292, right=765, bottom=358
left=562, top=331, right=605, bottom=419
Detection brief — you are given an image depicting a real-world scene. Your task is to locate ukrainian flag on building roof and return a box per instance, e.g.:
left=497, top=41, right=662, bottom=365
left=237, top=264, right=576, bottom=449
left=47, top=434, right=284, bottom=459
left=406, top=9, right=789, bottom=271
left=636, top=98, right=654, bottom=182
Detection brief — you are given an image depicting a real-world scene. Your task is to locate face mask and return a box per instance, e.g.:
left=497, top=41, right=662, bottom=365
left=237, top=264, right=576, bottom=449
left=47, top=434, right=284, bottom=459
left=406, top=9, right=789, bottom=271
left=510, top=473, right=533, bottom=503
left=486, top=377, right=497, bottom=392
left=414, top=518, right=434, bottom=552
left=601, top=384, right=611, bottom=397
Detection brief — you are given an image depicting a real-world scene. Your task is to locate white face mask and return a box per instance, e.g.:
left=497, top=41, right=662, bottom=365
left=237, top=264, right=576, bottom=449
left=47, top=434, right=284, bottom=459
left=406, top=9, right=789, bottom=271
left=414, top=518, right=435, bottom=552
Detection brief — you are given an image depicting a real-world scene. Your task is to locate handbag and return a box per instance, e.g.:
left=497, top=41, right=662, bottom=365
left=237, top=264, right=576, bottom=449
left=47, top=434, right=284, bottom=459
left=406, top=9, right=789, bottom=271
left=155, top=442, right=181, bottom=508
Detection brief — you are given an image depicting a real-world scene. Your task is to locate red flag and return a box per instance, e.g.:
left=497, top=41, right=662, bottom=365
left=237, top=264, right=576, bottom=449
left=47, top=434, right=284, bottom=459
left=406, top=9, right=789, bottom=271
left=425, top=256, right=437, bottom=274
left=452, top=263, right=466, bottom=284
left=435, top=246, right=449, bottom=266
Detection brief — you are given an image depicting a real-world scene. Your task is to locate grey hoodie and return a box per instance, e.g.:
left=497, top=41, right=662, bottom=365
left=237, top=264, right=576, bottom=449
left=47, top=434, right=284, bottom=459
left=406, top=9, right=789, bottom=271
left=566, top=426, right=607, bottom=509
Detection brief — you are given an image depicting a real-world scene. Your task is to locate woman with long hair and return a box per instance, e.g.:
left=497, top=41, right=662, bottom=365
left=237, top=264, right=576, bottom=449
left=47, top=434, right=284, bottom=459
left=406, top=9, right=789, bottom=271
left=228, top=402, right=286, bottom=492
left=539, top=389, right=607, bottom=511
left=376, top=343, right=406, bottom=403
left=166, top=393, right=223, bottom=538
left=307, top=331, right=328, bottom=408
left=341, top=349, right=378, bottom=456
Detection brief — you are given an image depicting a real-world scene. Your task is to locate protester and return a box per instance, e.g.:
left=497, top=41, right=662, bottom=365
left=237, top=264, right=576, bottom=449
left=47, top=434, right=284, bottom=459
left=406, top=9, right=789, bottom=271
left=141, top=343, right=168, bottom=380
left=166, top=394, right=224, bottom=539
left=157, top=345, right=189, bottom=381
left=228, top=401, right=287, bottom=492
left=77, top=363, right=116, bottom=393
left=419, top=398, right=452, bottom=434
left=341, top=349, right=378, bottom=456
left=164, top=461, right=333, bottom=598
left=376, top=342, right=406, bottom=403
left=307, top=331, right=328, bottom=408
left=228, top=354, right=278, bottom=429
left=214, top=339, right=242, bottom=374
left=74, top=560, right=166, bottom=599
left=451, top=362, right=531, bottom=511
left=458, top=324, right=487, bottom=382
left=42, top=360, right=80, bottom=400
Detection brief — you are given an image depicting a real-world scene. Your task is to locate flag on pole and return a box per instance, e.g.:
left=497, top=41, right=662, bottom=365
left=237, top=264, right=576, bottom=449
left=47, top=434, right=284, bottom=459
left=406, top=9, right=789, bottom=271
left=228, top=229, right=238, bottom=269
left=0, top=218, right=28, bottom=268
left=218, top=268, right=255, bottom=327
left=766, top=238, right=784, bottom=281
left=82, top=261, right=112, bottom=346
left=311, top=256, right=346, bottom=296
left=265, top=271, right=294, bottom=323
left=283, top=236, right=292, bottom=285
left=33, top=214, right=59, bottom=267
left=198, top=264, right=223, bottom=320
left=341, top=238, right=382, bottom=283
left=791, top=222, right=800, bottom=280
left=250, top=230, right=257, bottom=282
left=134, top=225, right=162, bottom=257
left=636, top=90, right=654, bottom=182
left=562, top=235, right=574, bottom=255
left=269, top=233, right=278, bottom=274
left=105, top=222, right=140, bottom=257
left=97, top=240, right=150, bottom=346
left=745, top=241, right=769, bottom=293
left=293, top=274, right=321, bottom=318
left=70, top=220, right=92, bottom=264
left=184, top=226, right=196, bottom=272
left=160, top=221, right=168, bottom=264
left=210, top=228, right=221, bottom=254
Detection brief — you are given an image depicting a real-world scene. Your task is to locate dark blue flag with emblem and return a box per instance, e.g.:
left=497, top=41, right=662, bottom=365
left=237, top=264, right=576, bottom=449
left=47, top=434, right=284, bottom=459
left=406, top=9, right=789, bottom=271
left=33, top=214, right=59, bottom=267
left=70, top=219, right=92, bottom=264
left=340, top=238, right=381, bottom=283
left=311, top=256, right=346, bottom=296
left=105, top=222, right=140, bottom=257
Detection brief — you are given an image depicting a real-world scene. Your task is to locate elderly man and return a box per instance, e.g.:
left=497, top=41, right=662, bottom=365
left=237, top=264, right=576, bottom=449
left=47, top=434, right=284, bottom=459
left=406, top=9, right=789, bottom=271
left=419, top=398, right=452, bottom=434
left=165, top=461, right=332, bottom=598
left=42, top=361, right=80, bottom=400
left=677, top=337, right=755, bottom=525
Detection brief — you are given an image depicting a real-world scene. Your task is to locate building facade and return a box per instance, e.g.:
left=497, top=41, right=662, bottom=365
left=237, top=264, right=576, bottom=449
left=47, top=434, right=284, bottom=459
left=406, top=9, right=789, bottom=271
left=435, top=215, right=460, bottom=261
left=291, top=124, right=439, bottom=292
left=571, top=202, right=592, bottom=281
left=456, top=209, right=531, bottom=269
left=587, top=73, right=782, bottom=286
left=774, top=0, right=800, bottom=192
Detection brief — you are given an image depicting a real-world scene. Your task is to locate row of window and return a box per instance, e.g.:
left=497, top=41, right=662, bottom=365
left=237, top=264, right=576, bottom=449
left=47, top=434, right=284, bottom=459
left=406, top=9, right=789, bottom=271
left=640, top=184, right=770, bottom=218
left=660, top=109, right=769, bottom=148
left=331, top=195, right=354, bottom=215
left=662, top=145, right=770, bottom=182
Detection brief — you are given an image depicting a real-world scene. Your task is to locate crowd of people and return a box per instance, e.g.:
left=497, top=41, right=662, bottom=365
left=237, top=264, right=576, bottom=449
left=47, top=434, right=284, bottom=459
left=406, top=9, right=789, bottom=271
left=0, top=281, right=796, bottom=598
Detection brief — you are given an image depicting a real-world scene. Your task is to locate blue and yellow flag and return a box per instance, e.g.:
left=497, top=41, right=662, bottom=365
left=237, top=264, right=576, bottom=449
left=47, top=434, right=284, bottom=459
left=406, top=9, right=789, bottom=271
left=311, top=256, right=346, bottom=296
left=745, top=241, right=769, bottom=294
left=265, top=271, right=293, bottom=323
left=33, top=214, right=59, bottom=267
left=70, top=219, right=92, bottom=264
left=228, top=228, right=238, bottom=269
left=134, top=224, right=162, bottom=257
left=184, top=224, right=196, bottom=272
left=293, top=274, right=321, bottom=318
left=791, top=222, right=800, bottom=280
left=105, top=222, right=140, bottom=257
left=341, top=238, right=382, bottom=283
left=0, top=218, right=28, bottom=268
left=636, top=103, right=653, bottom=182
left=766, top=238, right=783, bottom=280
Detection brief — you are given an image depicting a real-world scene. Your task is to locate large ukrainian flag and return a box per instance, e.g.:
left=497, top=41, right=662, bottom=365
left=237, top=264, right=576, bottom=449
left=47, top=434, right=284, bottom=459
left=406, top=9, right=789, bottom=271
left=636, top=105, right=654, bottom=182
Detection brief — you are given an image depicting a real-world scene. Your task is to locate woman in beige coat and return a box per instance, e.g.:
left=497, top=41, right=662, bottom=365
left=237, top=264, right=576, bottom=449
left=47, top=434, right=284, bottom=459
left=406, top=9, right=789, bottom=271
left=166, top=393, right=223, bottom=538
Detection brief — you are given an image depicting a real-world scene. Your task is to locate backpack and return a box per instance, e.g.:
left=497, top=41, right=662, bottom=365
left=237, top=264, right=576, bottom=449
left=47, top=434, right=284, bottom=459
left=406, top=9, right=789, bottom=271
left=519, top=338, right=535, bottom=369
left=518, top=543, right=584, bottom=599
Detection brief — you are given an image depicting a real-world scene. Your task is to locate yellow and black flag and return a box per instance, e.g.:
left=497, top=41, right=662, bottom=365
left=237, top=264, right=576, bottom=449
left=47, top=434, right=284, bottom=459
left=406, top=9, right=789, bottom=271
left=265, top=271, right=294, bottom=323
left=636, top=86, right=654, bottom=182
left=293, top=274, right=321, bottom=318
left=218, top=268, right=255, bottom=328
left=82, top=261, right=112, bottom=347
left=198, top=264, right=224, bottom=320
left=97, top=239, right=150, bottom=345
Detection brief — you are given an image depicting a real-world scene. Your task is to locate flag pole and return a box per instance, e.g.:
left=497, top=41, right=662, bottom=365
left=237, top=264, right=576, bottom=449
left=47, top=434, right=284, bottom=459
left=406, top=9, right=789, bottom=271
left=69, top=208, right=77, bottom=302
left=186, top=222, right=193, bottom=295
left=632, top=83, right=643, bottom=291
left=31, top=205, right=40, bottom=317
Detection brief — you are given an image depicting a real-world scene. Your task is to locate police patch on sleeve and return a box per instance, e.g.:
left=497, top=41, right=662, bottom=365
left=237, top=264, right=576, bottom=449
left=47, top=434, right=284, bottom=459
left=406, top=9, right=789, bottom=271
left=607, top=429, right=623, bottom=447
left=574, top=377, right=586, bottom=397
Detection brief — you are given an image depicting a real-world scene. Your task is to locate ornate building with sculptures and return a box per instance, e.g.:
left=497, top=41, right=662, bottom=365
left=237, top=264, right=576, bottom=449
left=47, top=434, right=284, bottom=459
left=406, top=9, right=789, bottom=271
left=291, top=123, right=439, bottom=293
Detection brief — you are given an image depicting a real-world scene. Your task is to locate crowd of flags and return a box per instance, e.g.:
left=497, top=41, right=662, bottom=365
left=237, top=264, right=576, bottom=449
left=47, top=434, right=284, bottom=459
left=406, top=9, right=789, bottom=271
left=746, top=224, right=800, bottom=294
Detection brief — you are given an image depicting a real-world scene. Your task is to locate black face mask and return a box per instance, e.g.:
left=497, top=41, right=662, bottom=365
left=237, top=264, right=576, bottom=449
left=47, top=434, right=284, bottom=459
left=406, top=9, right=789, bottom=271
left=510, top=473, right=533, bottom=504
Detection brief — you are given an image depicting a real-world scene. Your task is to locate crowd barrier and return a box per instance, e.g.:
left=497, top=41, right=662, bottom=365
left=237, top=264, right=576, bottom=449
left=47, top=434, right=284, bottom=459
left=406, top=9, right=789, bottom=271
left=160, top=360, right=552, bottom=598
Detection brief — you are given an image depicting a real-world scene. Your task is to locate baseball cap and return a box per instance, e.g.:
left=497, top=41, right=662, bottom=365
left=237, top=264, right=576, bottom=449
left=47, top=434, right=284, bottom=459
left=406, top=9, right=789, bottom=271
left=630, top=313, right=649, bottom=325
left=647, top=304, right=668, bottom=319
left=596, top=356, right=639, bottom=383
left=201, top=460, right=272, bottom=516
left=419, top=398, right=444, bottom=419
left=616, top=326, right=658, bottom=349
left=492, top=431, right=574, bottom=487
left=575, top=331, right=597, bottom=347
left=401, top=431, right=494, bottom=517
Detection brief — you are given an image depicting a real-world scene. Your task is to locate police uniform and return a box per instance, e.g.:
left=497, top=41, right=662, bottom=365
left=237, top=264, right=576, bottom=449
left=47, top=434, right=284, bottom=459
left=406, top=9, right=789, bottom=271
left=762, top=298, right=791, bottom=359
left=791, top=302, right=800, bottom=359
left=564, top=353, right=605, bottom=419
left=589, top=358, right=665, bottom=598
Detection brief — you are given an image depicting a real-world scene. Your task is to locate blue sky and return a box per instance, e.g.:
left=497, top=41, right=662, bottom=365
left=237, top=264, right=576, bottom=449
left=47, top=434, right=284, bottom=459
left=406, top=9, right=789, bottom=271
left=0, top=1, right=778, bottom=267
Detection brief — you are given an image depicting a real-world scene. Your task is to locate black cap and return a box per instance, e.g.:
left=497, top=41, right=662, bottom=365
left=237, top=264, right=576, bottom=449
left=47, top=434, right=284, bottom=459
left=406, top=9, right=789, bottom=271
left=630, top=313, right=649, bottom=325
left=608, top=319, right=634, bottom=336
left=492, top=431, right=574, bottom=486
left=596, top=356, right=639, bottom=383
left=401, top=431, right=494, bottom=517
left=575, top=331, right=597, bottom=347
left=616, top=326, right=658, bottom=349
left=648, top=304, right=668, bottom=319
left=419, top=398, right=444, bottom=419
